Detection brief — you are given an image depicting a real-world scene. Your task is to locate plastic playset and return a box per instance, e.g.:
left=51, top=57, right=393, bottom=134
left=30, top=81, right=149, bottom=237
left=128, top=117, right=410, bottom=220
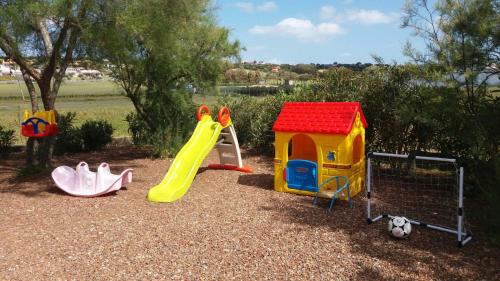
left=52, top=162, right=133, bottom=197
left=26, top=101, right=469, bottom=246
left=273, top=102, right=367, bottom=208
left=147, top=105, right=251, bottom=203
left=21, top=109, right=58, bottom=138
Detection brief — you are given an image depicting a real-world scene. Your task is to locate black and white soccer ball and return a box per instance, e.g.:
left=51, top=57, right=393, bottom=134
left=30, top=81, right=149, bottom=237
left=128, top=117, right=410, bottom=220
left=388, top=216, right=412, bottom=238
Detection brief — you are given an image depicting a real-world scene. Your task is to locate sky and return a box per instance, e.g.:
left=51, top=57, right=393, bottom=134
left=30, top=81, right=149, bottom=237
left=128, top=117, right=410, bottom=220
left=215, top=0, right=428, bottom=64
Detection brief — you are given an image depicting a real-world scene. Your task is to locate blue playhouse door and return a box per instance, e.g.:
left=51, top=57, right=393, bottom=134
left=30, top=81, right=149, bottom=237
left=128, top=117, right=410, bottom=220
left=286, top=160, right=318, bottom=192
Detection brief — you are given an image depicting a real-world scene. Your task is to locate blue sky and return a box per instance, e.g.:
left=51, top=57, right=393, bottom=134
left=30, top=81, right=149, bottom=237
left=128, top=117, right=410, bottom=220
left=215, top=0, right=427, bottom=64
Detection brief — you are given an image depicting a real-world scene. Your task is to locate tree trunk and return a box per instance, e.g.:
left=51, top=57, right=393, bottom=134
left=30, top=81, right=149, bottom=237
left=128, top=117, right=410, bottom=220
left=21, top=69, right=43, bottom=168
left=25, top=86, right=56, bottom=169
left=26, top=137, right=55, bottom=169
left=26, top=138, right=40, bottom=167
left=21, top=69, right=38, bottom=113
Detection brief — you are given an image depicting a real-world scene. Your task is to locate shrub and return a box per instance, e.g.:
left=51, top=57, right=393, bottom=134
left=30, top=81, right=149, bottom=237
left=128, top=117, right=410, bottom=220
left=55, top=112, right=83, bottom=155
left=126, top=90, right=196, bottom=157
left=217, top=95, right=260, bottom=145
left=55, top=113, right=115, bottom=154
left=126, top=112, right=149, bottom=146
left=0, top=125, right=15, bottom=157
left=80, top=119, right=114, bottom=151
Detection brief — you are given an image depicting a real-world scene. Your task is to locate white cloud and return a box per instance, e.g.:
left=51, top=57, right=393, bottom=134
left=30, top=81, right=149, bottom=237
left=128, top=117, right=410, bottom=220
left=319, top=6, right=396, bottom=25
left=345, top=9, right=396, bottom=24
left=234, top=2, right=254, bottom=12
left=320, top=5, right=337, bottom=20
left=258, top=1, right=277, bottom=12
left=250, top=18, right=343, bottom=42
left=234, top=1, right=278, bottom=13
left=341, top=52, right=352, bottom=57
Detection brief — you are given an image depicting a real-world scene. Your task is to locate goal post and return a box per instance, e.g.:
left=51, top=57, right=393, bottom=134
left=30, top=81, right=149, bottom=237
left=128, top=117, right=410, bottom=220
left=366, top=152, right=472, bottom=247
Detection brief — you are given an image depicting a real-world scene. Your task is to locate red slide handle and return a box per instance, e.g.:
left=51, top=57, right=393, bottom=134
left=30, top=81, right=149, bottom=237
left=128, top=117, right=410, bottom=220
left=217, top=107, right=230, bottom=127
left=196, top=104, right=211, bottom=121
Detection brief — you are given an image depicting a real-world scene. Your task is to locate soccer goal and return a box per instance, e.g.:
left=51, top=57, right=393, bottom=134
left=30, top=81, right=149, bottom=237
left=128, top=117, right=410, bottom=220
left=366, top=152, right=472, bottom=247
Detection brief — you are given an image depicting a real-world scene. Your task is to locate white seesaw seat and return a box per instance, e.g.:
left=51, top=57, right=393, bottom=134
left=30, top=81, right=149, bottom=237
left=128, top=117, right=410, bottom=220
left=51, top=162, right=133, bottom=197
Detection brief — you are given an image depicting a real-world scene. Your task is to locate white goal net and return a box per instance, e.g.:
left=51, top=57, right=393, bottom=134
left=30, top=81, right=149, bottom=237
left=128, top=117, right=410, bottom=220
left=366, top=152, right=472, bottom=247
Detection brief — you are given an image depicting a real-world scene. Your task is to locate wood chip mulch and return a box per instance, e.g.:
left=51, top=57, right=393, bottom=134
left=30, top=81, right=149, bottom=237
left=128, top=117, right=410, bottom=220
left=0, top=146, right=498, bottom=281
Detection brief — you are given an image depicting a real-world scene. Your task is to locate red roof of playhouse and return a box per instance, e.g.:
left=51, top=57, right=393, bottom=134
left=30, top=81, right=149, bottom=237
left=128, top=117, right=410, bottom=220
left=272, top=102, right=368, bottom=135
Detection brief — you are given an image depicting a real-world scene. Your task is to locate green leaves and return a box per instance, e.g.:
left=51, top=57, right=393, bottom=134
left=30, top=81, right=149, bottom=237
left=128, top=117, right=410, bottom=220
left=402, top=0, right=499, bottom=115
left=86, top=0, right=240, bottom=156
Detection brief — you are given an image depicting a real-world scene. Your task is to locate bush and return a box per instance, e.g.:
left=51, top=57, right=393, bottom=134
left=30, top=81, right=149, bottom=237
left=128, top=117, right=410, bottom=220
left=0, top=125, right=15, bottom=157
left=217, top=95, right=260, bottom=145
left=55, top=112, right=83, bottom=155
left=80, top=120, right=114, bottom=151
left=217, top=86, right=314, bottom=154
left=55, top=112, right=114, bottom=154
left=126, top=90, right=196, bottom=157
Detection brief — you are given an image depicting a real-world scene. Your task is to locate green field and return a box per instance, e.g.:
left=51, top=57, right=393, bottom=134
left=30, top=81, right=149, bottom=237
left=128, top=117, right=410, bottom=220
left=0, top=80, right=222, bottom=144
left=0, top=80, right=124, bottom=99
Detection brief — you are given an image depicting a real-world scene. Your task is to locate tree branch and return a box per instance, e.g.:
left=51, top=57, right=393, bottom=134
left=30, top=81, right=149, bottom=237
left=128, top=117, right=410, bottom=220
left=35, top=17, right=54, bottom=56
left=21, top=68, right=39, bottom=113
left=0, top=34, right=41, bottom=81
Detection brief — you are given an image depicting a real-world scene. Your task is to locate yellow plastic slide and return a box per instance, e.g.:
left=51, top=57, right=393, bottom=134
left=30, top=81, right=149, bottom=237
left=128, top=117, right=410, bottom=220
left=147, top=113, right=226, bottom=203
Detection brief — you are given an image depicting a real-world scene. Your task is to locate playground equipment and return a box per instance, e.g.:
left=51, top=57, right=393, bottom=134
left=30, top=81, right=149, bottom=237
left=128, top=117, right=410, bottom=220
left=21, top=110, right=58, bottom=138
left=51, top=162, right=133, bottom=197
left=312, top=175, right=352, bottom=212
left=366, top=152, right=472, bottom=247
left=273, top=102, right=368, bottom=203
left=147, top=105, right=251, bottom=203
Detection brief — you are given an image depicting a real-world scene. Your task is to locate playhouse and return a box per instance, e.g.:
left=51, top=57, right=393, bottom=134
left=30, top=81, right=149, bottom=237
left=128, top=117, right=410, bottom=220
left=273, top=102, right=368, bottom=200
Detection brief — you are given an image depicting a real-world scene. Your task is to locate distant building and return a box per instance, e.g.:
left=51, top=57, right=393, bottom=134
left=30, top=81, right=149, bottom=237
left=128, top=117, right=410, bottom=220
left=0, top=62, right=11, bottom=76
left=78, top=69, right=103, bottom=79
left=271, top=65, right=280, bottom=73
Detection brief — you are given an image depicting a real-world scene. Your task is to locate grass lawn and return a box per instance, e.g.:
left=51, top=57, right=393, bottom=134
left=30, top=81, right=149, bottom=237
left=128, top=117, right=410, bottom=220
left=0, top=80, right=238, bottom=144
left=0, top=80, right=133, bottom=143
left=0, top=79, right=123, bottom=98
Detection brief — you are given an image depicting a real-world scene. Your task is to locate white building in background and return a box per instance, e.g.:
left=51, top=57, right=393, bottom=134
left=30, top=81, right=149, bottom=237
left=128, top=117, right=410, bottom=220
left=78, top=69, right=103, bottom=79
left=0, top=62, right=11, bottom=75
left=65, top=67, right=80, bottom=76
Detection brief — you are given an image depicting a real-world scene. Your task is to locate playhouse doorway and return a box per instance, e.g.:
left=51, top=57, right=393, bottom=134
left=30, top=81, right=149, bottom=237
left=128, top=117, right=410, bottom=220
left=287, top=134, right=317, bottom=162
left=286, top=134, right=318, bottom=192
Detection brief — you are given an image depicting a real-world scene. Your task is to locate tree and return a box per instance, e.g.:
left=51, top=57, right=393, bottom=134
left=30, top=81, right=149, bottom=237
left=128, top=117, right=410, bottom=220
left=291, top=63, right=317, bottom=75
left=402, top=0, right=499, bottom=114
left=0, top=0, right=94, bottom=167
left=92, top=0, right=240, bottom=156
left=402, top=0, right=499, bottom=160
left=403, top=0, right=500, bottom=243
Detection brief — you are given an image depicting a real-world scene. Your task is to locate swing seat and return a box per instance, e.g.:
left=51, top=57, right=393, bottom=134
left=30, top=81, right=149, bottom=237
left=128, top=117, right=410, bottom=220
left=21, top=122, right=58, bottom=138
left=21, top=110, right=59, bottom=138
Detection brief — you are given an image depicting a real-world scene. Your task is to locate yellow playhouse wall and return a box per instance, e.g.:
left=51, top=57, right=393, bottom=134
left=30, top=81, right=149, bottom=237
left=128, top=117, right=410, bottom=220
left=274, top=113, right=366, bottom=200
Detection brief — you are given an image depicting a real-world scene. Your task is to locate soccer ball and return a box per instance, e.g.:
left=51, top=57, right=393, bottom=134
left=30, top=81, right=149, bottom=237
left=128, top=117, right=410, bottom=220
left=388, top=216, right=412, bottom=238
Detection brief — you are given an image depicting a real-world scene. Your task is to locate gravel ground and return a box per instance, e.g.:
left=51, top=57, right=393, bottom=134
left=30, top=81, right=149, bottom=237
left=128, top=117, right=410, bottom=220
left=0, top=146, right=498, bottom=281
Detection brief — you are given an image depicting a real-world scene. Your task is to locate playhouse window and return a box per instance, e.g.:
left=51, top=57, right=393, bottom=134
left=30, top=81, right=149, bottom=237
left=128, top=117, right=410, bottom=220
left=352, top=134, right=363, bottom=164
left=287, top=134, right=317, bottom=162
